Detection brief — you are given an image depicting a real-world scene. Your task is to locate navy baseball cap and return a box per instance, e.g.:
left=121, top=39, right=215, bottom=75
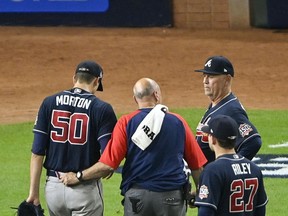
left=76, top=60, right=103, bottom=91
left=194, top=56, right=234, bottom=77
left=201, top=115, right=238, bottom=141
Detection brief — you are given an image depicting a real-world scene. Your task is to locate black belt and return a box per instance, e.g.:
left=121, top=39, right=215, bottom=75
left=47, top=170, right=59, bottom=177
left=131, top=183, right=144, bottom=189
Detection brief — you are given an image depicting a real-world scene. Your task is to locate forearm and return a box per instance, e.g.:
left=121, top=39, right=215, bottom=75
left=28, top=153, right=44, bottom=204
left=61, top=161, right=114, bottom=186
left=82, top=161, right=114, bottom=181
left=191, top=167, right=203, bottom=190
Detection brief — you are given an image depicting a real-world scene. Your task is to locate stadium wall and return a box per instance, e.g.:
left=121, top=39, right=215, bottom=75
left=173, top=0, right=250, bottom=29
left=0, top=0, right=287, bottom=28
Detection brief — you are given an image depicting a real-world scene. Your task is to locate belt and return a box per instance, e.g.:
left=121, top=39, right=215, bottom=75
left=131, top=184, right=143, bottom=189
left=47, top=170, right=62, bottom=178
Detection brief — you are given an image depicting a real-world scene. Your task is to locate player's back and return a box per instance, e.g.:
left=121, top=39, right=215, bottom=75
left=34, top=87, right=116, bottom=172
left=199, top=154, right=267, bottom=215
left=114, top=108, right=192, bottom=194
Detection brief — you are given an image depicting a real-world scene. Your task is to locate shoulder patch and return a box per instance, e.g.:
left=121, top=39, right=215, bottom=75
left=198, top=185, right=209, bottom=200
left=239, top=123, right=253, bottom=137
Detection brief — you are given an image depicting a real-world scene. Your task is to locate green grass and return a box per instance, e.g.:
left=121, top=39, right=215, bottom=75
left=1, top=108, right=288, bottom=216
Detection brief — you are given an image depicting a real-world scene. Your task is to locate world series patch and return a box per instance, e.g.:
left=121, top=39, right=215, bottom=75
left=198, top=185, right=209, bottom=199
left=239, top=123, right=253, bottom=137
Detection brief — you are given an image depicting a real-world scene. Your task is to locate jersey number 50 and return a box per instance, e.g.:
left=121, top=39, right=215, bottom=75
left=51, top=110, right=89, bottom=145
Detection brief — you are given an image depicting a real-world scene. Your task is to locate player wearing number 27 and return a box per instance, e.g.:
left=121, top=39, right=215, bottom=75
left=26, top=60, right=117, bottom=216
left=194, top=115, right=268, bottom=216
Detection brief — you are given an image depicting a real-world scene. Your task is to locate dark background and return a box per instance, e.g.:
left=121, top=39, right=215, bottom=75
left=0, top=0, right=172, bottom=27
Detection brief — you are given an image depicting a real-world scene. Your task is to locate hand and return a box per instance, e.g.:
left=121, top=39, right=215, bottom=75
left=26, top=196, right=40, bottom=206
left=188, top=191, right=197, bottom=208
left=60, top=172, right=79, bottom=186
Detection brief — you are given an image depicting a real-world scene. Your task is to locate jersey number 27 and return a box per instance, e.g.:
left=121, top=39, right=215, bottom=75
left=230, top=178, right=259, bottom=213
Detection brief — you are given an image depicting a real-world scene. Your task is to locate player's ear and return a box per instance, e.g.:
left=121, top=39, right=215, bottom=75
left=153, top=90, right=161, bottom=104
left=226, top=75, right=232, bottom=83
left=211, top=136, right=217, bottom=145
left=73, top=75, right=77, bottom=84
left=133, top=95, right=139, bottom=105
left=91, top=78, right=99, bottom=94
left=93, top=77, right=99, bottom=87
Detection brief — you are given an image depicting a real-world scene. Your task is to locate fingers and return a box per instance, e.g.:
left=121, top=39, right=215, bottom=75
left=26, top=197, right=40, bottom=206
left=59, top=176, right=66, bottom=185
left=59, top=174, right=69, bottom=185
left=60, top=172, right=79, bottom=186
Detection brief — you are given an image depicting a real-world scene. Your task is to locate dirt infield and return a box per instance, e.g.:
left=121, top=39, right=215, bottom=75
left=0, top=27, right=287, bottom=124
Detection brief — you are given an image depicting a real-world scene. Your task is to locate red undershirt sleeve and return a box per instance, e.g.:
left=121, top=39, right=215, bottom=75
left=99, top=116, right=128, bottom=170
left=174, top=113, right=207, bottom=169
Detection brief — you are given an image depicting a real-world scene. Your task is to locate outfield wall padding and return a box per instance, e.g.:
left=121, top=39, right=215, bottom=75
left=250, top=0, right=288, bottom=28
left=0, top=0, right=172, bottom=27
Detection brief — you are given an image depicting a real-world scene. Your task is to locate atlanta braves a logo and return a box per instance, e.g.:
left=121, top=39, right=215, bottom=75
left=205, top=59, right=212, bottom=67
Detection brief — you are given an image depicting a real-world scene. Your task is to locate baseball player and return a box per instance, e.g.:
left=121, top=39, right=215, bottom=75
left=194, top=56, right=262, bottom=164
left=26, top=60, right=117, bottom=216
left=194, top=115, right=268, bottom=215
left=61, top=78, right=207, bottom=216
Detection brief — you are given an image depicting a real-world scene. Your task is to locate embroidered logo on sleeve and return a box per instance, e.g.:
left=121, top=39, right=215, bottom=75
left=198, top=185, right=209, bottom=200
left=239, top=123, right=253, bottom=137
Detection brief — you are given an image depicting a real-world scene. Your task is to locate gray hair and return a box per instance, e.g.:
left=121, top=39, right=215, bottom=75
left=133, top=78, right=159, bottom=99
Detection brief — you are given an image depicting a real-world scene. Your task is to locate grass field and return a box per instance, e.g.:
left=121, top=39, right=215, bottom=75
left=1, top=108, right=287, bottom=216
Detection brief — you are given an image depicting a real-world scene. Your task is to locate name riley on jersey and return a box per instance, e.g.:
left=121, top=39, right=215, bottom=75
left=56, top=95, right=91, bottom=109
left=231, top=163, right=251, bottom=175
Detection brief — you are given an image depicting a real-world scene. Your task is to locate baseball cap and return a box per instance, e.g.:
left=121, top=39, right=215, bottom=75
left=201, top=115, right=238, bottom=141
left=194, top=56, right=234, bottom=77
left=75, top=60, right=103, bottom=91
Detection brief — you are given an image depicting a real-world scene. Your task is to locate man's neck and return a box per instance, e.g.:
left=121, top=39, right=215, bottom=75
left=138, top=102, right=157, bottom=109
left=74, top=83, right=93, bottom=93
left=215, top=148, right=235, bottom=159
left=211, top=91, right=231, bottom=107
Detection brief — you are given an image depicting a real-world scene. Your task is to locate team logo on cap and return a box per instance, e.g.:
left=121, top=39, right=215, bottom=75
left=205, top=59, right=212, bottom=67
left=227, top=135, right=237, bottom=140
left=78, top=67, right=89, bottom=72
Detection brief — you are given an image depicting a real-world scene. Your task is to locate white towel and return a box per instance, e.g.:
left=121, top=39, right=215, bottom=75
left=132, top=104, right=168, bottom=150
left=183, top=159, right=191, bottom=180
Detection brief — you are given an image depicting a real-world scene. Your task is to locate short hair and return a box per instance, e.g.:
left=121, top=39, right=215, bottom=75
left=217, top=138, right=236, bottom=149
left=133, top=79, right=155, bottom=99
left=75, top=72, right=96, bottom=84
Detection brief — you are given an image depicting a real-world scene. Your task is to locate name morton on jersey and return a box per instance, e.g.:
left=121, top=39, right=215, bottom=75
left=56, top=95, right=91, bottom=109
